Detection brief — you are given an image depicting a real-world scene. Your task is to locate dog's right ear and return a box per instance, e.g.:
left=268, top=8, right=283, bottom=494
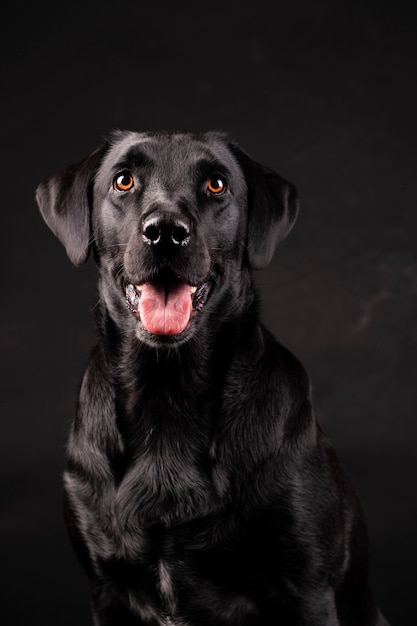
left=35, top=147, right=105, bottom=266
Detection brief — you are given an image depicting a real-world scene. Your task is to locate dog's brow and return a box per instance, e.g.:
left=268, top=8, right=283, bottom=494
left=195, top=157, right=230, bottom=176
left=113, top=146, right=154, bottom=171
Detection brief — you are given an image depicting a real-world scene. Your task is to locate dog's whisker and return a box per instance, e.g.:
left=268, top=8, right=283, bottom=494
left=91, top=296, right=102, bottom=311
left=208, top=269, right=219, bottom=283
left=116, top=263, right=125, bottom=277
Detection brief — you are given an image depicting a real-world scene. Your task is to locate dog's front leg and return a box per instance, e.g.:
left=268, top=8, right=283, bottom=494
left=91, top=581, right=170, bottom=626
left=91, top=591, right=144, bottom=626
left=260, top=584, right=340, bottom=626
left=299, top=589, right=340, bottom=626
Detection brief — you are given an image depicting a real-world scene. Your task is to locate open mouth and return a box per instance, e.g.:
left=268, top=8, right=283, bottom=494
left=125, top=270, right=212, bottom=336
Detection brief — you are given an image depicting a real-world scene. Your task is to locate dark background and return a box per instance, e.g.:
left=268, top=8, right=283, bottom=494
left=1, top=1, right=416, bottom=623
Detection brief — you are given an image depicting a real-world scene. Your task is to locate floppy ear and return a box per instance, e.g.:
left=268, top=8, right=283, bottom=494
left=35, top=147, right=104, bottom=266
left=230, top=145, right=299, bottom=270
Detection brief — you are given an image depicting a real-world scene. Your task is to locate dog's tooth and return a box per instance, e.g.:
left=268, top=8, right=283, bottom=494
left=190, top=286, right=197, bottom=294
left=136, top=285, right=143, bottom=292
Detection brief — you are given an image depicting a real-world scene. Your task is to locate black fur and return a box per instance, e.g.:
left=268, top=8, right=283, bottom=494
left=36, top=130, right=389, bottom=625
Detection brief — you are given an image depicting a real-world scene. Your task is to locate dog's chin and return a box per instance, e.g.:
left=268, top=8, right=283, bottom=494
left=125, top=278, right=212, bottom=349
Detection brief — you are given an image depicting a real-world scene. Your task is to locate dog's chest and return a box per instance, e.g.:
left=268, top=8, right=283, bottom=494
left=113, top=442, right=216, bottom=529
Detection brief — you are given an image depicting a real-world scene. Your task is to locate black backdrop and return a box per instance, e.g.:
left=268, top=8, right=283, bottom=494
left=1, top=1, right=416, bottom=624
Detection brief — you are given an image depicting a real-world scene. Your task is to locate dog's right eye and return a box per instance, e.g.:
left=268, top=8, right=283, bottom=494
left=113, top=172, right=134, bottom=192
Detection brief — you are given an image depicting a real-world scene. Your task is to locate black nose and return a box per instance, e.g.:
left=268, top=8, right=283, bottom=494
left=142, top=215, right=191, bottom=248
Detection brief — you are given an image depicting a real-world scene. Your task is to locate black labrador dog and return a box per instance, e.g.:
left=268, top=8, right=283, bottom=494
left=36, top=130, right=389, bottom=626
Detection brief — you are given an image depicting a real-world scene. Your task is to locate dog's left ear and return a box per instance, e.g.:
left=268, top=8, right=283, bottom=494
left=35, top=147, right=105, bottom=266
left=230, top=144, right=299, bottom=270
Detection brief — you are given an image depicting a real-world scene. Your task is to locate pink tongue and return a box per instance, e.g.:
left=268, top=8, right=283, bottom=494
left=139, top=282, right=192, bottom=335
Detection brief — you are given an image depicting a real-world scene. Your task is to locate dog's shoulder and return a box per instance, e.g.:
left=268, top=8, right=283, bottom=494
left=219, top=325, right=314, bottom=461
left=227, top=323, right=311, bottom=414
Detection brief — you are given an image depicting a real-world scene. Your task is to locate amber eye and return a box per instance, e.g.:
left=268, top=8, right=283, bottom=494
left=207, top=175, right=227, bottom=195
left=113, top=171, right=134, bottom=192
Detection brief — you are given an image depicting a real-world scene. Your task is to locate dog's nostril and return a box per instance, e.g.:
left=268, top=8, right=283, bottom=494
left=143, top=218, right=161, bottom=245
left=171, top=222, right=190, bottom=246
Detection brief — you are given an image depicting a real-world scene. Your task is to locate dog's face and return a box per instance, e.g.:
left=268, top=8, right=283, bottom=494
left=36, top=130, right=298, bottom=347
left=93, top=131, right=249, bottom=346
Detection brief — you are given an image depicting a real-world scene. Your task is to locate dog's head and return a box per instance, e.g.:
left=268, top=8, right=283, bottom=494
left=36, top=130, right=298, bottom=347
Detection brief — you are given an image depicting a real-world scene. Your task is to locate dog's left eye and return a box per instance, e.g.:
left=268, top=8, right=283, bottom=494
left=113, top=172, right=134, bottom=192
left=207, top=175, right=227, bottom=195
